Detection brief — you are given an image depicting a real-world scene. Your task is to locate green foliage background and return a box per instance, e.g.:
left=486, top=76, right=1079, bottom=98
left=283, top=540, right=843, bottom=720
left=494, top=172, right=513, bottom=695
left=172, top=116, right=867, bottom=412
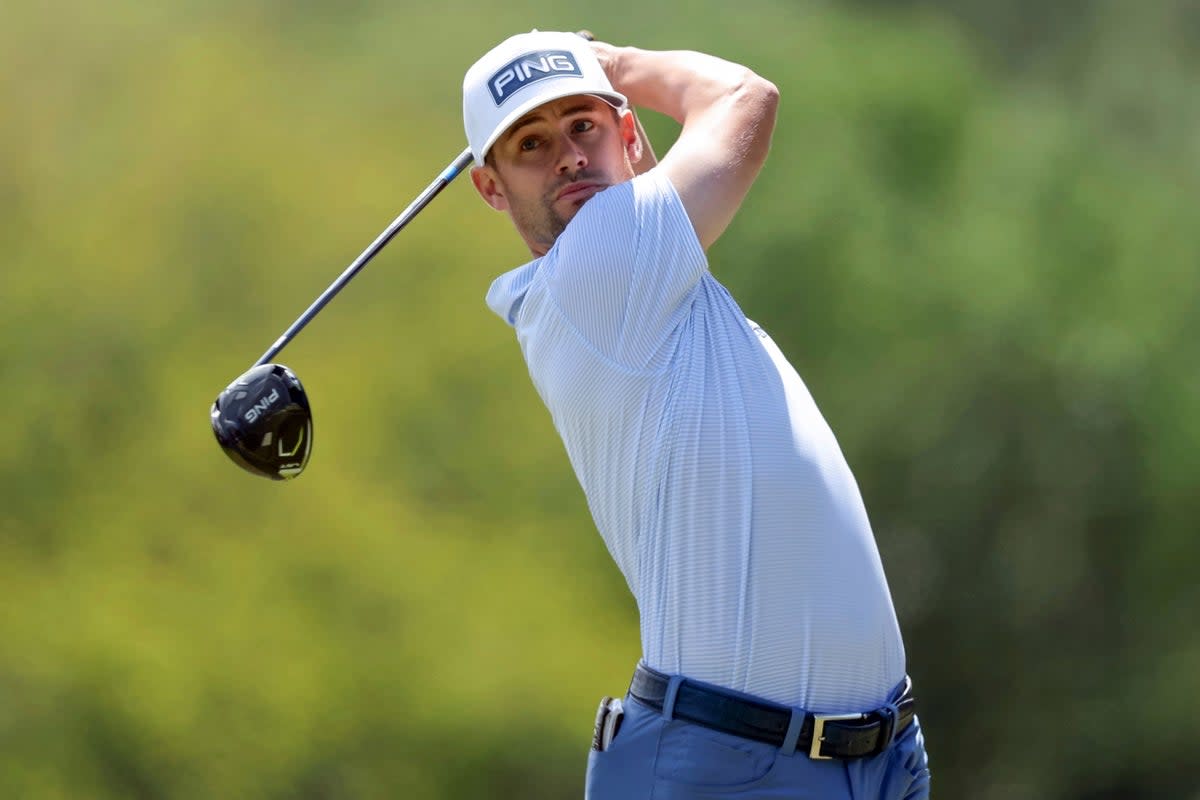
left=2, top=0, right=1197, bottom=797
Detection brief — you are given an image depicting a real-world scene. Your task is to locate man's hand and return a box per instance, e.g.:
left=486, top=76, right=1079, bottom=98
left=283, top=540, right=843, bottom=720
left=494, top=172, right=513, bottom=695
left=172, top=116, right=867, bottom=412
left=578, top=32, right=658, bottom=175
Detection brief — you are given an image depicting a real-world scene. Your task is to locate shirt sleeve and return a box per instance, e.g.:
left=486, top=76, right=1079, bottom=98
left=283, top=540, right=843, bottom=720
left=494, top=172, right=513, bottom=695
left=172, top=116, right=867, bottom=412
left=542, top=168, right=708, bottom=370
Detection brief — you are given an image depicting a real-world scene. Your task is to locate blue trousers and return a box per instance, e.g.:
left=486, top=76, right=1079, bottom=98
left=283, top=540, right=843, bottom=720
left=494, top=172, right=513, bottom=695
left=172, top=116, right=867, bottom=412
left=585, top=679, right=930, bottom=799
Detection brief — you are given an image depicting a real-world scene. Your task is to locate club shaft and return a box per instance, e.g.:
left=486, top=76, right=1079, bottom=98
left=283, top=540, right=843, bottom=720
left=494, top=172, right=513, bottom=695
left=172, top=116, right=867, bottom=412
left=253, top=147, right=475, bottom=367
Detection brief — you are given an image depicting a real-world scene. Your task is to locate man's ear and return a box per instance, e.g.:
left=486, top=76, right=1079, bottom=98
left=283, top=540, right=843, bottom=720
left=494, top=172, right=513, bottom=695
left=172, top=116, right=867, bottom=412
left=471, top=165, right=509, bottom=211
left=620, top=109, right=644, bottom=165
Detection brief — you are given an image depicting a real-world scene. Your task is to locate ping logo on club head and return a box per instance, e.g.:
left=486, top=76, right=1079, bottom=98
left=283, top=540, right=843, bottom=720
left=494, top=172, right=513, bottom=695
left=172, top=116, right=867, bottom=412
left=489, top=50, right=581, bottom=106
left=243, top=388, right=280, bottom=424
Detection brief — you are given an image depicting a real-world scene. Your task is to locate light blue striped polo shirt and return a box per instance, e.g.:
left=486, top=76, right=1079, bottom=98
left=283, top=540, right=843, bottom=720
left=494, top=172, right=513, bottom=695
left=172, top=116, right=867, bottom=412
left=486, top=168, right=906, bottom=712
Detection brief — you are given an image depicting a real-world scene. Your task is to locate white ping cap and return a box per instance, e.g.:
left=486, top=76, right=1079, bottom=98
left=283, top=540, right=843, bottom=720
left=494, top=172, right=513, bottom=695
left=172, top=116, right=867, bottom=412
left=463, top=30, right=627, bottom=166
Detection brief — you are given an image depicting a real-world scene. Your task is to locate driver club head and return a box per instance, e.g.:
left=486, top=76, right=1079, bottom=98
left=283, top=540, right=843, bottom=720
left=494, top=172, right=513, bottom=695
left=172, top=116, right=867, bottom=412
left=211, top=363, right=312, bottom=480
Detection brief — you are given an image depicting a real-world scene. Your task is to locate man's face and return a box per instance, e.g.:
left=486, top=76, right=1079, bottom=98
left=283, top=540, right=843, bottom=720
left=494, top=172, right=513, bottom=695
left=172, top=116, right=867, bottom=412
left=471, top=95, right=640, bottom=256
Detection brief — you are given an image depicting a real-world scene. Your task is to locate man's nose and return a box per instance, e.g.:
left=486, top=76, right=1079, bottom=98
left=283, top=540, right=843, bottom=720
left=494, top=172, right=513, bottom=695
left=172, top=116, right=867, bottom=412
left=556, top=136, right=588, bottom=174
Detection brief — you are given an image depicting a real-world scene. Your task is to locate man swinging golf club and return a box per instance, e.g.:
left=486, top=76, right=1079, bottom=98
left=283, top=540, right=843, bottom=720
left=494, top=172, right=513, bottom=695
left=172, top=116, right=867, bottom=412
left=464, top=30, right=931, bottom=799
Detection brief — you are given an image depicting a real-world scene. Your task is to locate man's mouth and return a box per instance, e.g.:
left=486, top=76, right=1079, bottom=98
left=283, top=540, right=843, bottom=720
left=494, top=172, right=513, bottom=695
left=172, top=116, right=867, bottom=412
left=556, top=181, right=603, bottom=203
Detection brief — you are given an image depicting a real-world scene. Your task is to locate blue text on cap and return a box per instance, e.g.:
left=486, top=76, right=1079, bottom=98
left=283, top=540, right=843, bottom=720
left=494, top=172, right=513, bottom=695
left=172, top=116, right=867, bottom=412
left=488, top=50, right=582, bottom=106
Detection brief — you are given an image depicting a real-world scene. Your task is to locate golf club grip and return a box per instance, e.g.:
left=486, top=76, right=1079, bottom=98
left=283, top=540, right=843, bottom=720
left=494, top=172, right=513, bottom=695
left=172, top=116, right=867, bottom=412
left=253, top=146, right=475, bottom=367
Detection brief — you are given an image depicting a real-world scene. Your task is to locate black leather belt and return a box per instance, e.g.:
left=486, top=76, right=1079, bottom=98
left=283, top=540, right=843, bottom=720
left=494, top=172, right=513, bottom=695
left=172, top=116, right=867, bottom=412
left=629, top=663, right=916, bottom=760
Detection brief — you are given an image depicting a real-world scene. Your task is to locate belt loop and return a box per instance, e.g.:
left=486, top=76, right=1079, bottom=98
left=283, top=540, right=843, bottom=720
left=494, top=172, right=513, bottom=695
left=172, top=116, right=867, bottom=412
left=875, top=674, right=910, bottom=754
left=780, top=707, right=805, bottom=756
left=661, top=675, right=684, bottom=721
left=876, top=701, right=899, bottom=754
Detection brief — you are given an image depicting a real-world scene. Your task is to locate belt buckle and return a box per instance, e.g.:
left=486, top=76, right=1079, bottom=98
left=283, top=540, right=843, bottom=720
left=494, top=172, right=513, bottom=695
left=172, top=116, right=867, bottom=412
left=809, top=712, right=864, bottom=760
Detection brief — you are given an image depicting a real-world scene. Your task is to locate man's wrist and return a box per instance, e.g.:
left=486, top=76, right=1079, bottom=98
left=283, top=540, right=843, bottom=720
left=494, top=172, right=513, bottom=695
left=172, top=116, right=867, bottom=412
left=592, top=42, right=630, bottom=97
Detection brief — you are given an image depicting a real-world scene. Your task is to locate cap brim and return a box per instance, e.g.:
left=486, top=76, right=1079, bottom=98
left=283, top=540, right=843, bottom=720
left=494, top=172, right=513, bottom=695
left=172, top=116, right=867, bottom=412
left=474, top=88, right=628, bottom=166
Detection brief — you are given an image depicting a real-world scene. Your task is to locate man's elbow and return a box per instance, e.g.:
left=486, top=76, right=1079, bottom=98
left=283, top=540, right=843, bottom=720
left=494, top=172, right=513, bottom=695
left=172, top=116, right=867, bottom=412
left=735, top=74, right=779, bottom=157
left=751, top=75, right=780, bottom=111
left=754, top=75, right=780, bottom=125
left=733, top=73, right=779, bottom=132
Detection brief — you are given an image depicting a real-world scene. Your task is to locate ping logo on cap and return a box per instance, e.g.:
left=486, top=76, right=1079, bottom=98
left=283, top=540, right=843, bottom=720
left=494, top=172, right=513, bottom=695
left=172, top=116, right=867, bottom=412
left=489, top=50, right=581, bottom=106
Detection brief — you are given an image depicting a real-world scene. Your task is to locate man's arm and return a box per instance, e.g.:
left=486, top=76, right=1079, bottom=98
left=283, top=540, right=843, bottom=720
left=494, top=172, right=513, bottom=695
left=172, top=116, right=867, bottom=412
left=592, top=42, right=779, bottom=250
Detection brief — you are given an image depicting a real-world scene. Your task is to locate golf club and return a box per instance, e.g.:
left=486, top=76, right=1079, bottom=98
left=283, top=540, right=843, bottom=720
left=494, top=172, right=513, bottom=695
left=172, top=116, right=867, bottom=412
left=211, top=147, right=475, bottom=480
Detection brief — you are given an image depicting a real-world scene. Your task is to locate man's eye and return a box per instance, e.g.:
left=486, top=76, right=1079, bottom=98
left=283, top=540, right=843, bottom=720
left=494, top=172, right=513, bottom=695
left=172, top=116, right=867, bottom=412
left=520, top=137, right=539, bottom=152
left=573, top=120, right=595, bottom=133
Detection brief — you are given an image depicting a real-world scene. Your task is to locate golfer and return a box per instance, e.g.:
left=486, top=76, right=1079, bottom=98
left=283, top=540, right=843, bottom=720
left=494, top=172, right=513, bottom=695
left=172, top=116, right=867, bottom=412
left=463, top=30, right=931, bottom=799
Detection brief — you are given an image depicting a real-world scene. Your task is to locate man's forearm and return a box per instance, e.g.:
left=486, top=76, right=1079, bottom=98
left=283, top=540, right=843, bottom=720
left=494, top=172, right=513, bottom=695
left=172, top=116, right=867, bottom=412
left=596, top=45, right=777, bottom=133
left=590, top=42, right=778, bottom=250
